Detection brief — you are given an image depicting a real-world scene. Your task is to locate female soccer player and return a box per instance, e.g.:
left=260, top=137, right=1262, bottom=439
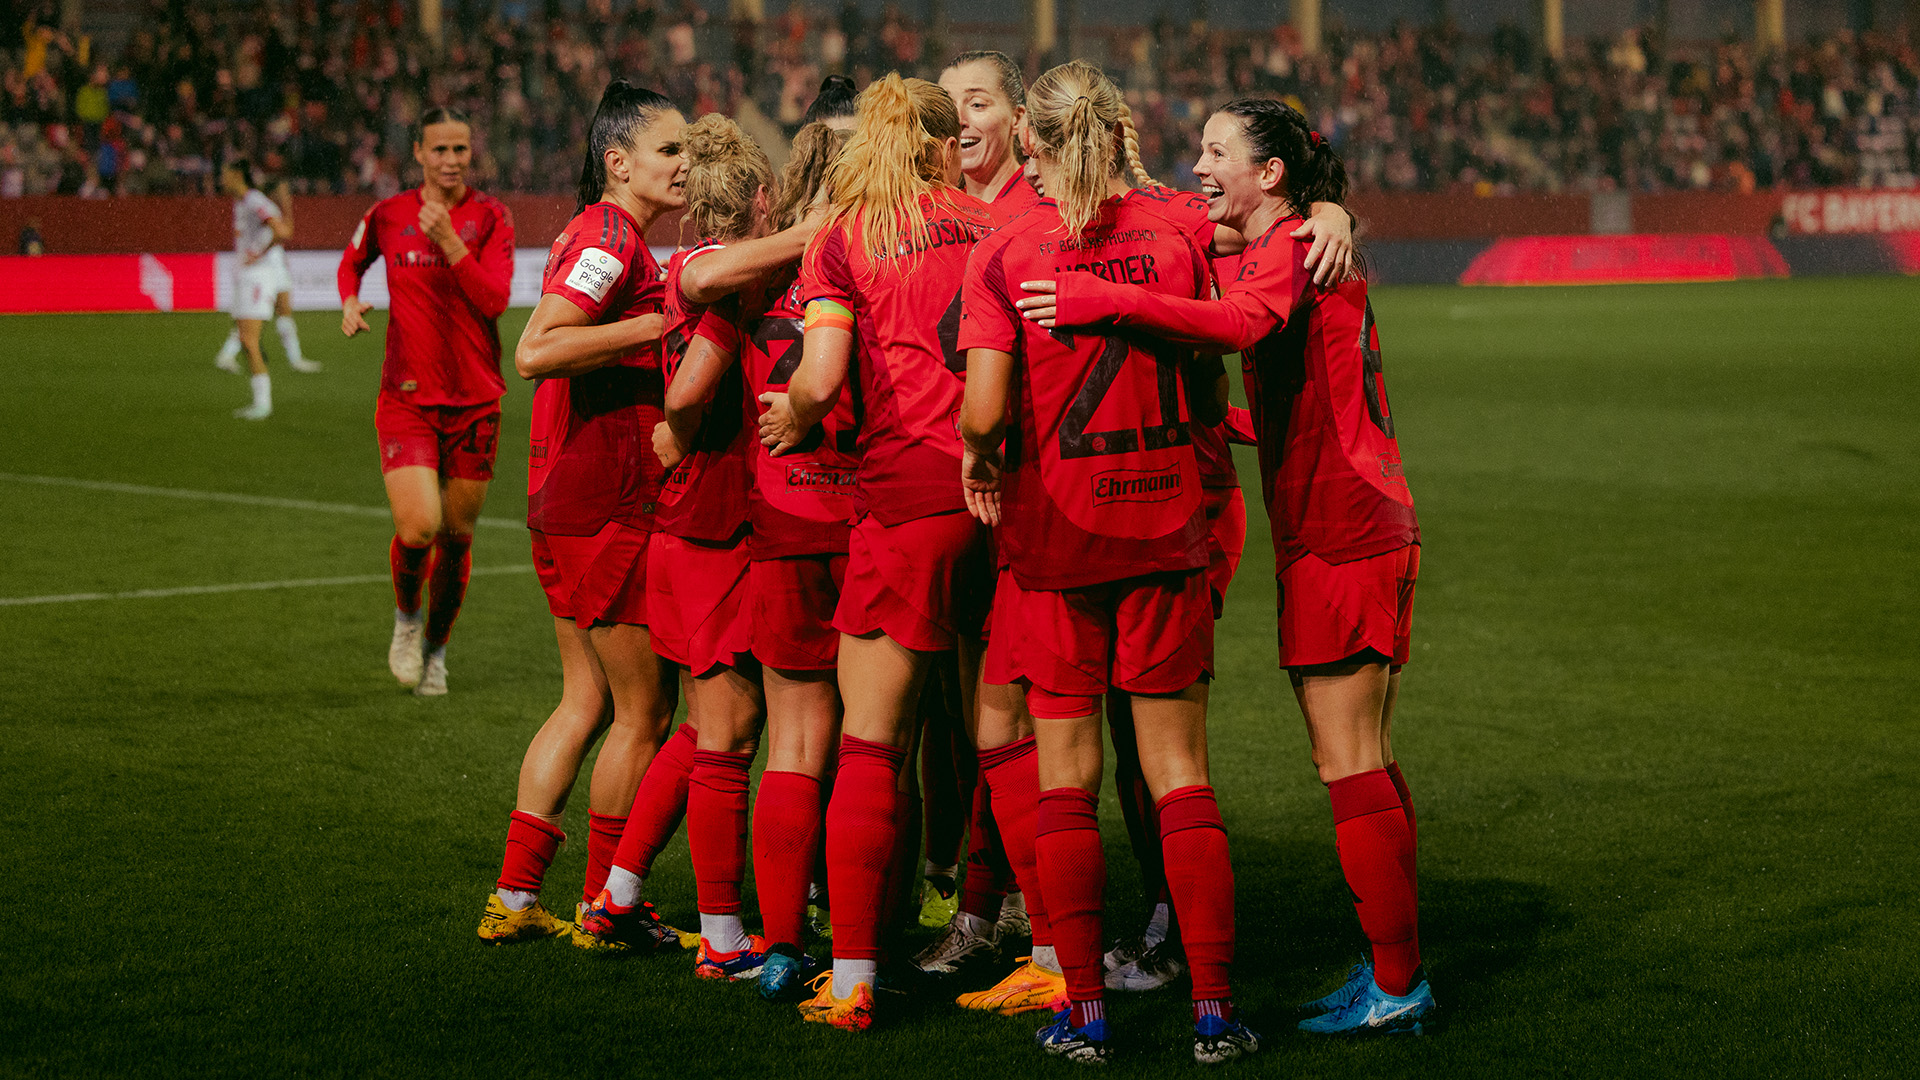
left=959, top=60, right=1259, bottom=1066
left=472, top=83, right=686, bottom=949
left=339, top=106, right=514, bottom=697
left=219, top=158, right=296, bottom=420
left=218, top=174, right=315, bottom=383
left=1019, top=98, right=1434, bottom=1037
left=758, top=74, right=999, bottom=1031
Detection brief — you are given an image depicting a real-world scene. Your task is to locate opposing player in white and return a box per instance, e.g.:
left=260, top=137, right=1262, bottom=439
left=215, top=160, right=314, bottom=419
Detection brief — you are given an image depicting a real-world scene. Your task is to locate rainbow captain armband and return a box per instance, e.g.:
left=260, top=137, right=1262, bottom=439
left=804, top=299, right=855, bottom=333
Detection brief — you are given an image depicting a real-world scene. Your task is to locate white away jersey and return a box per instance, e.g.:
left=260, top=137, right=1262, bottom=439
left=233, top=189, right=282, bottom=260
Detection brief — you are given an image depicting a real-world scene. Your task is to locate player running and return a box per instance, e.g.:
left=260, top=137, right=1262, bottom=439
left=338, top=106, right=515, bottom=698
left=758, top=75, right=998, bottom=1031
left=474, top=83, right=686, bottom=948
left=218, top=158, right=307, bottom=419
left=1018, top=97, right=1434, bottom=1037
left=218, top=174, right=316, bottom=387
left=958, top=60, right=1258, bottom=1066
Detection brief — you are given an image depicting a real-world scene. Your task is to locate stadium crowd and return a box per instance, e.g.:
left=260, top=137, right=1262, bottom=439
left=3, top=0, right=1918, bottom=197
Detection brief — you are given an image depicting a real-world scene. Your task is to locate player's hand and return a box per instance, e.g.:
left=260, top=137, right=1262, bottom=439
left=1295, top=202, right=1355, bottom=286
left=419, top=200, right=458, bottom=251
left=758, top=392, right=802, bottom=456
left=341, top=298, right=374, bottom=337
left=1015, top=280, right=1058, bottom=327
left=960, top=444, right=1003, bottom=526
left=652, top=421, right=688, bottom=472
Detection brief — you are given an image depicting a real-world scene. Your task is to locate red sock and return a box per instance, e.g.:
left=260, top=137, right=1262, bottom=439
left=1386, top=760, right=1417, bottom=846
left=752, top=770, right=822, bottom=947
left=688, top=749, right=753, bottom=916
left=613, top=723, right=697, bottom=879
left=919, top=673, right=973, bottom=871
left=496, top=811, right=565, bottom=893
left=584, top=811, right=626, bottom=903
left=824, top=735, right=905, bottom=961
left=979, top=736, right=1050, bottom=946
left=1036, top=786, right=1105, bottom=1003
left=1158, top=785, right=1235, bottom=1002
left=811, top=747, right=837, bottom=893
left=959, top=780, right=1006, bottom=919
left=1329, top=769, right=1421, bottom=996
left=883, top=782, right=921, bottom=936
left=425, top=532, right=472, bottom=647
left=389, top=536, right=431, bottom=615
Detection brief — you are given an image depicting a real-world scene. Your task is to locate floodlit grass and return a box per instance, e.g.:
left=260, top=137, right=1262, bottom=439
left=2, top=278, right=1915, bottom=1077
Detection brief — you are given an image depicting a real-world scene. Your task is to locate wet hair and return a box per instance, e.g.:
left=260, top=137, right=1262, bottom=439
left=772, top=121, right=851, bottom=232
left=682, top=113, right=775, bottom=243
left=944, top=50, right=1025, bottom=111
left=1216, top=97, right=1348, bottom=213
left=224, top=157, right=255, bottom=190
left=802, top=75, right=859, bottom=125
left=1024, top=61, right=1129, bottom=238
left=413, top=105, right=472, bottom=144
left=577, top=80, right=678, bottom=212
left=824, top=74, right=962, bottom=273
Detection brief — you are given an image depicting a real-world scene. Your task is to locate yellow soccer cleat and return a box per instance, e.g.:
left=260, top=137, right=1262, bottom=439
left=797, top=972, right=877, bottom=1031
left=955, top=958, right=1070, bottom=1016
left=476, top=892, right=570, bottom=944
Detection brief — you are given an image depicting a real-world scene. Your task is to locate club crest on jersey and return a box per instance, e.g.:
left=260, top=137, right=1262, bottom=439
left=566, top=246, right=624, bottom=303
left=1091, top=466, right=1183, bottom=506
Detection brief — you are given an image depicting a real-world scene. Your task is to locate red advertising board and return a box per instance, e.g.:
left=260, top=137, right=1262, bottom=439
left=1461, top=235, right=1789, bottom=286
left=0, top=253, right=217, bottom=313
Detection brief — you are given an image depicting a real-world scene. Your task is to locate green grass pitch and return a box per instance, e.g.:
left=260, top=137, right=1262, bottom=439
left=2, top=279, right=1915, bottom=1078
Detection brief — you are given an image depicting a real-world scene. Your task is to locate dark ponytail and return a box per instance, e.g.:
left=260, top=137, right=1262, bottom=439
left=1216, top=98, right=1348, bottom=214
left=577, top=80, right=677, bottom=213
left=802, top=75, right=859, bottom=125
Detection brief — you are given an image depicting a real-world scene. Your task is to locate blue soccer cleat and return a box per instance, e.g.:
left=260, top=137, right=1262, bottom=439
left=758, top=944, right=818, bottom=1001
left=1035, top=1009, right=1112, bottom=1065
left=1193, top=1014, right=1262, bottom=1065
left=1297, top=968, right=1435, bottom=1036
left=1298, top=960, right=1374, bottom=1016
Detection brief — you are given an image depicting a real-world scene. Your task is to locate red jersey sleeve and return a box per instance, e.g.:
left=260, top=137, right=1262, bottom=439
left=795, top=225, right=857, bottom=309
left=1224, top=405, right=1257, bottom=445
left=450, top=200, right=514, bottom=320
left=542, top=204, right=645, bottom=321
left=693, top=300, right=742, bottom=355
left=957, top=235, right=1019, bottom=354
left=338, top=205, right=381, bottom=301
left=1053, top=217, right=1309, bottom=352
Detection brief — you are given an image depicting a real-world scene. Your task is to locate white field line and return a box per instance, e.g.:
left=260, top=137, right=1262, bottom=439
left=0, top=472, right=523, bottom=531
left=0, top=564, right=534, bottom=607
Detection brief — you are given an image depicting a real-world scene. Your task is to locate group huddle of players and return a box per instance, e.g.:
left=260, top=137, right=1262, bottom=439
left=335, top=51, right=1430, bottom=1066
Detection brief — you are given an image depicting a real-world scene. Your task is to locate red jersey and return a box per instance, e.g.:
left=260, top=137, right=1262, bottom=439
left=959, top=195, right=1212, bottom=590
left=526, top=201, right=668, bottom=537
left=1054, top=213, right=1418, bottom=567
left=795, top=187, right=998, bottom=525
left=655, top=244, right=753, bottom=543
left=740, top=269, right=858, bottom=558
left=985, top=170, right=1041, bottom=224
left=338, top=187, right=514, bottom=407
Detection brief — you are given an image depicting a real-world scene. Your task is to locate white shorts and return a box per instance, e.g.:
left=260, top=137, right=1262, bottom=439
left=231, top=252, right=290, bottom=320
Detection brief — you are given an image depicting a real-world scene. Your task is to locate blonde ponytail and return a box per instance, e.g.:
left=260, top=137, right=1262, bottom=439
left=1026, top=60, right=1127, bottom=238
left=1115, top=98, right=1159, bottom=190
left=823, top=74, right=961, bottom=274
left=772, top=122, right=851, bottom=231
left=683, top=113, right=775, bottom=243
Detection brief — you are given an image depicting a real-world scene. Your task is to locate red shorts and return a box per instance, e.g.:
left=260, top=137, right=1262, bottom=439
left=1204, top=486, right=1248, bottom=619
left=985, top=566, right=1214, bottom=719
left=646, top=532, right=754, bottom=676
left=751, top=554, right=847, bottom=672
left=375, top=395, right=501, bottom=481
left=833, top=510, right=989, bottom=653
left=1276, top=543, right=1419, bottom=668
left=532, top=522, right=650, bottom=629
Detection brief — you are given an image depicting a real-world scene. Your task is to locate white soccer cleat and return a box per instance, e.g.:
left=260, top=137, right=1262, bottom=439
left=215, top=354, right=243, bottom=374
left=233, top=402, right=271, bottom=420
left=414, top=647, right=448, bottom=696
left=1105, top=939, right=1187, bottom=992
left=996, top=889, right=1032, bottom=940
left=287, top=358, right=323, bottom=374
left=913, top=912, right=999, bottom=975
left=389, top=611, right=425, bottom=686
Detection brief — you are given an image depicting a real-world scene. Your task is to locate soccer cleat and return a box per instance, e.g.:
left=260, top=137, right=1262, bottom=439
left=288, top=357, right=323, bottom=374
left=233, top=402, right=271, bottom=420
left=389, top=612, right=425, bottom=686
left=694, top=934, right=770, bottom=980
left=1035, top=1009, right=1112, bottom=1065
left=1297, top=969, right=1436, bottom=1036
left=996, top=889, right=1031, bottom=940
left=1104, top=939, right=1186, bottom=992
left=572, top=891, right=688, bottom=953
left=797, top=973, right=877, bottom=1031
left=413, top=649, right=447, bottom=696
left=1102, top=935, right=1147, bottom=973
left=1193, top=1015, right=1262, bottom=1065
left=758, top=944, right=818, bottom=1001
left=913, top=914, right=999, bottom=976
left=215, top=354, right=243, bottom=374
left=476, top=892, right=570, bottom=944
left=917, top=875, right=959, bottom=929
left=1298, top=960, right=1374, bottom=1017
left=955, top=958, right=1069, bottom=1016
left=807, top=902, right=832, bottom=941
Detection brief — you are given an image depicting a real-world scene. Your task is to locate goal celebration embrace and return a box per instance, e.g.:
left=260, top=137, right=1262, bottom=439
left=336, top=48, right=1435, bottom=1067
